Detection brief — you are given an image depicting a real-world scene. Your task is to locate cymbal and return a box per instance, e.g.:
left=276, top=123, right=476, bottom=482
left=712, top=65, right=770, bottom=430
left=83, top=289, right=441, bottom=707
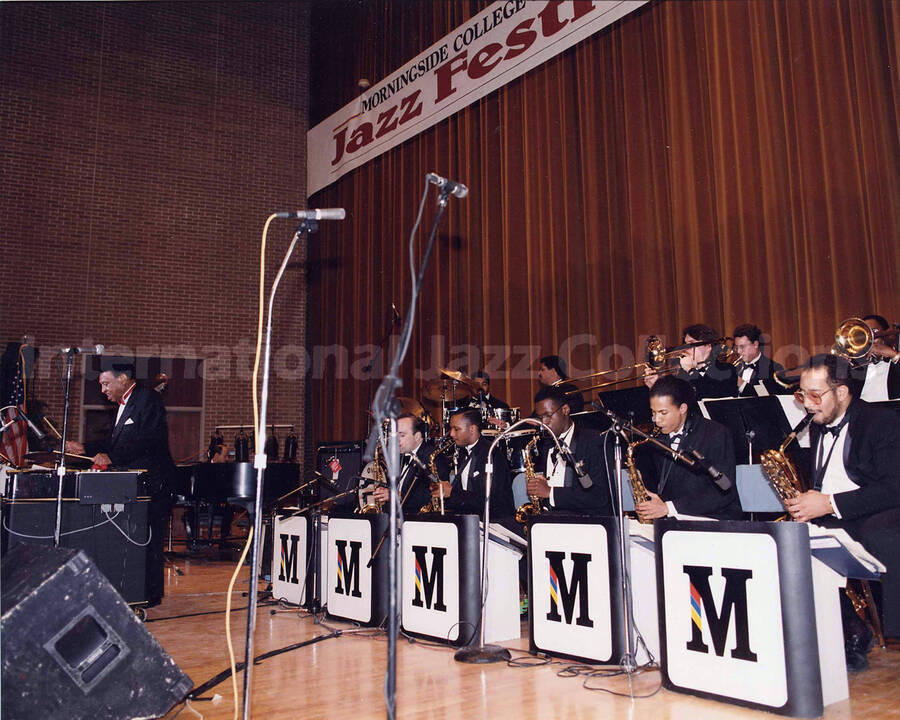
left=395, top=396, right=427, bottom=420
left=438, top=367, right=477, bottom=387
left=421, top=378, right=471, bottom=403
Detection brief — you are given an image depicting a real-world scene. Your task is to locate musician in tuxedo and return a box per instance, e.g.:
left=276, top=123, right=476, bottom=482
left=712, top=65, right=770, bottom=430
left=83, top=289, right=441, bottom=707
left=732, top=323, right=786, bottom=396
left=645, top=324, right=738, bottom=401
left=634, top=375, right=742, bottom=521
left=524, top=385, right=613, bottom=516
left=468, top=370, right=510, bottom=412
left=537, top=355, right=585, bottom=413
left=66, top=360, right=175, bottom=603
left=858, top=314, right=900, bottom=402
left=372, top=413, right=449, bottom=513
left=785, top=354, right=900, bottom=668
left=430, top=407, right=514, bottom=520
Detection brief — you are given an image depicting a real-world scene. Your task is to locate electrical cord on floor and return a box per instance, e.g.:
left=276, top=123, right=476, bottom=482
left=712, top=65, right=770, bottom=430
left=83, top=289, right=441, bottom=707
left=187, top=630, right=342, bottom=701
left=225, top=526, right=253, bottom=720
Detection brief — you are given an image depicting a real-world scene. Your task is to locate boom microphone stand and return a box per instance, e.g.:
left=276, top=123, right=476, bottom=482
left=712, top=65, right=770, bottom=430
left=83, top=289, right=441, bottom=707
left=454, top=418, right=568, bottom=664
left=242, top=215, right=322, bottom=720
left=366, top=177, right=461, bottom=720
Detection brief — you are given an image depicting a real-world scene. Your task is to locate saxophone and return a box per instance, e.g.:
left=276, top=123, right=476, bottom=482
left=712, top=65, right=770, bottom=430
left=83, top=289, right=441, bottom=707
left=357, top=438, right=386, bottom=514
left=625, top=434, right=655, bottom=524
left=419, top=436, right=455, bottom=513
left=514, top=435, right=542, bottom=533
left=759, top=412, right=814, bottom=510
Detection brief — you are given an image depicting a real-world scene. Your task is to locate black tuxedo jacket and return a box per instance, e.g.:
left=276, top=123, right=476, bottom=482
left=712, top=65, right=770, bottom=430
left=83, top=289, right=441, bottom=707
left=809, top=398, right=900, bottom=521
left=643, top=414, right=742, bottom=519
left=677, top=358, right=738, bottom=401
left=400, top=439, right=450, bottom=513
left=444, top=436, right=514, bottom=519
left=532, top=424, right=613, bottom=516
left=84, top=384, right=175, bottom=493
left=737, top=354, right=786, bottom=397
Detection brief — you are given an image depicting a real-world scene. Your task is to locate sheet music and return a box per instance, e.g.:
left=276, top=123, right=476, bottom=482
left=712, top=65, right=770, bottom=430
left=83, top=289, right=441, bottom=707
left=809, top=524, right=886, bottom=574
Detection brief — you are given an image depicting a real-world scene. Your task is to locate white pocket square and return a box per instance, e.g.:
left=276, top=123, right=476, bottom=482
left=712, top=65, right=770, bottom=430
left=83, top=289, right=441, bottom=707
left=124, top=418, right=135, bottom=425
left=472, top=470, right=480, bottom=477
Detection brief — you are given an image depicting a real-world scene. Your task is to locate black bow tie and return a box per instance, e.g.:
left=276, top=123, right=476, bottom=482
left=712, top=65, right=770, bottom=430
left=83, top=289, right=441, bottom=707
left=824, top=423, right=844, bottom=438
left=457, top=447, right=469, bottom=466
left=668, top=432, right=684, bottom=445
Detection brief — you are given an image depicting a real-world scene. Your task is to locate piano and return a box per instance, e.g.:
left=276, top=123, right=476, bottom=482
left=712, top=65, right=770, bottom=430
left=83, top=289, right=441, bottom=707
left=172, top=462, right=301, bottom=507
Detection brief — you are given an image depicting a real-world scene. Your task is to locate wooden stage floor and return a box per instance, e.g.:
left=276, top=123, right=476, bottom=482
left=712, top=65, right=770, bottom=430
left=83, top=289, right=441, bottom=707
left=149, top=552, right=900, bottom=720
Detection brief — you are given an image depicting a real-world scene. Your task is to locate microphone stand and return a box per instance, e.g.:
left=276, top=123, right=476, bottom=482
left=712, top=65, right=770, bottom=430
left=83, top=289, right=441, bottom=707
left=607, top=416, right=637, bottom=677
left=454, top=418, right=563, bottom=664
left=365, top=182, right=453, bottom=720
left=54, top=350, right=77, bottom=546
left=242, top=218, right=315, bottom=720
left=363, top=311, right=398, bottom=439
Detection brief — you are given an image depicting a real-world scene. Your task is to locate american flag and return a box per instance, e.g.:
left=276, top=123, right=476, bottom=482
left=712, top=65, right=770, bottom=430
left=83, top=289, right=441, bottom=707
left=1, top=348, right=28, bottom=467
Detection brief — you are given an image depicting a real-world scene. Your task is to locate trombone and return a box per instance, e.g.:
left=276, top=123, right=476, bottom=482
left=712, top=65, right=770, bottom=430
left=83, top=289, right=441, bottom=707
left=556, top=335, right=735, bottom=394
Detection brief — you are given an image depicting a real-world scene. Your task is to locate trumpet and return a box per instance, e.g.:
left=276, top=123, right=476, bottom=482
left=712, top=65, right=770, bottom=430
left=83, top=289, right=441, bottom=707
left=773, top=317, right=900, bottom=390
left=558, top=336, right=735, bottom=394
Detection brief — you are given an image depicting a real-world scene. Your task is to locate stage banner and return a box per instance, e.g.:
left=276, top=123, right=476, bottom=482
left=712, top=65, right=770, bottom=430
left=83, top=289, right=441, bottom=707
left=307, top=0, right=648, bottom=195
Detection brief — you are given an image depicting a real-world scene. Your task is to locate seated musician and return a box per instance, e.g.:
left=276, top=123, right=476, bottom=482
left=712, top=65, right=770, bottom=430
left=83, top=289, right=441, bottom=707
left=65, top=359, right=174, bottom=602
left=523, top=386, right=613, bottom=516
left=537, top=355, right=585, bottom=413
left=733, top=323, right=786, bottom=396
left=468, top=370, right=510, bottom=412
left=786, top=354, right=900, bottom=669
left=635, top=375, right=742, bottom=521
left=430, top=407, right=514, bottom=520
left=372, top=413, right=448, bottom=513
left=644, top=324, right=738, bottom=400
left=858, top=314, right=900, bottom=401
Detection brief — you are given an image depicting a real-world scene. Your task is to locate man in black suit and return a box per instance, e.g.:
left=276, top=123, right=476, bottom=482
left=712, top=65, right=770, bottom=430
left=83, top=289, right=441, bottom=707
left=373, top=413, right=450, bottom=513
left=635, top=375, right=742, bottom=521
left=66, top=360, right=175, bottom=603
left=645, top=324, right=737, bottom=401
left=786, top=354, right=900, bottom=668
left=732, top=323, right=786, bottom=397
left=537, top=355, right=585, bottom=413
left=524, top=386, right=612, bottom=516
left=430, top=407, right=514, bottom=520
left=67, top=362, right=175, bottom=488
left=858, top=314, right=900, bottom=402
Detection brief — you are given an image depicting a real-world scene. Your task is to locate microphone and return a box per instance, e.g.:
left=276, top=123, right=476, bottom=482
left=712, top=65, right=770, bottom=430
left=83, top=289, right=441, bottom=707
left=17, top=410, right=46, bottom=441
left=426, top=173, right=468, bottom=199
left=60, top=344, right=104, bottom=355
left=275, top=208, right=346, bottom=220
left=558, top=444, right=593, bottom=488
left=690, top=449, right=733, bottom=491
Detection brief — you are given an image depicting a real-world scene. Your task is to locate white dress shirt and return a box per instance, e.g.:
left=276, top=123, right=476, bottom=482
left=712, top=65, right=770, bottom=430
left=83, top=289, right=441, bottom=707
left=546, top=423, right=576, bottom=507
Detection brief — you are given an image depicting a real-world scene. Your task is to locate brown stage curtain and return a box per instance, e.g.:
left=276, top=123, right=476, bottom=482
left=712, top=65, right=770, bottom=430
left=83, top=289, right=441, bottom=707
left=307, top=0, right=900, bottom=446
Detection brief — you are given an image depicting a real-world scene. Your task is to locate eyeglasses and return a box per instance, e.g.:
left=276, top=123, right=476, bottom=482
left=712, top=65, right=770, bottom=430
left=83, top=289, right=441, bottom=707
left=793, top=387, right=834, bottom=405
left=537, top=407, right=562, bottom=423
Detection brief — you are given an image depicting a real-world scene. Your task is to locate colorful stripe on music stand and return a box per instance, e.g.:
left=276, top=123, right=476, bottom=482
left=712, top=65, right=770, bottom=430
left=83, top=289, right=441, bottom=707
left=549, top=564, right=560, bottom=607
left=414, top=557, right=424, bottom=596
left=690, top=581, right=703, bottom=631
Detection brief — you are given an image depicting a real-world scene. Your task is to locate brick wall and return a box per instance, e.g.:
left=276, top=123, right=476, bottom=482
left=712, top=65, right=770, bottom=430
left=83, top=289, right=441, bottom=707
left=1, top=2, right=310, bottom=462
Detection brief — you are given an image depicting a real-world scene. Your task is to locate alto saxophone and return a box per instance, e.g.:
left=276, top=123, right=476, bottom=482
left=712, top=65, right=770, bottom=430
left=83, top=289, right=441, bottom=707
left=625, top=434, right=654, bottom=524
left=357, top=438, right=386, bottom=514
left=514, top=435, right=542, bottom=533
left=759, top=412, right=814, bottom=510
left=420, top=436, right=455, bottom=513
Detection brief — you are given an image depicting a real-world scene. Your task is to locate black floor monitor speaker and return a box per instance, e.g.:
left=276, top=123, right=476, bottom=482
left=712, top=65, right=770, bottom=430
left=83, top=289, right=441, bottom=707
left=1, top=544, right=191, bottom=719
